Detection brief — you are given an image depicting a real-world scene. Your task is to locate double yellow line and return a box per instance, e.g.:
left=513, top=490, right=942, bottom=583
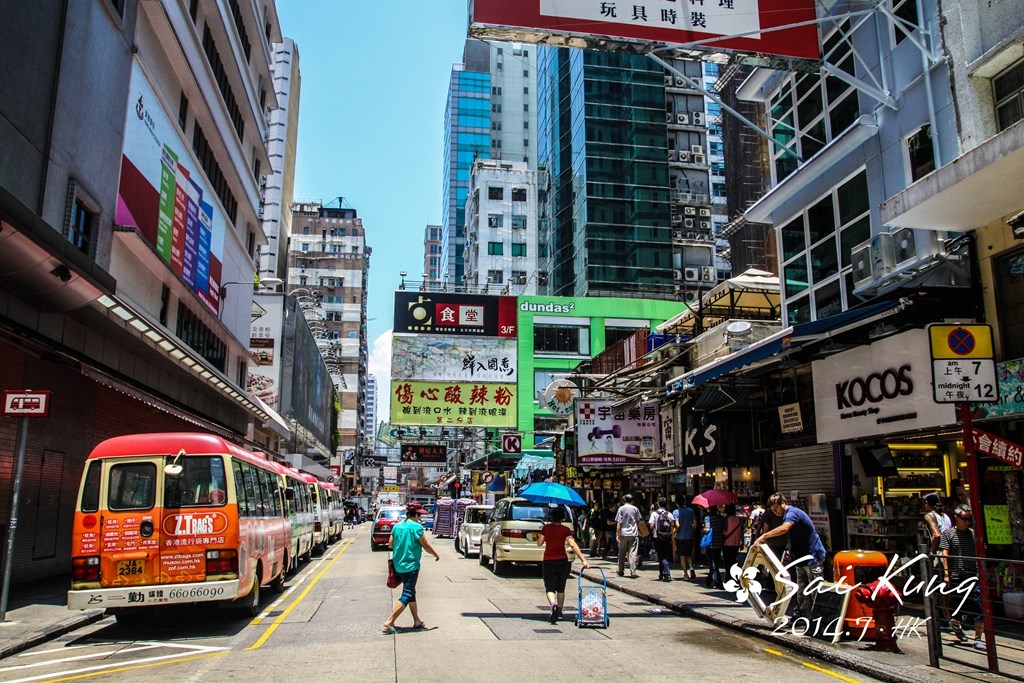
left=246, top=538, right=353, bottom=650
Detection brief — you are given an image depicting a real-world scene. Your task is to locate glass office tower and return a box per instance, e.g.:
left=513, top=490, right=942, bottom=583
left=537, top=48, right=674, bottom=297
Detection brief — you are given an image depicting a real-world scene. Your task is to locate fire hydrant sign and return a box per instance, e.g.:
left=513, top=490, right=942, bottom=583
left=3, top=391, right=50, bottom=417
left=929, top=324, right=998, bottom=403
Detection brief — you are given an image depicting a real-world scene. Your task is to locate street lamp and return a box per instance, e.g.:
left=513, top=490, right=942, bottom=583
left=219, top=276, right=283, bottom=299
left=399, top=271, right=407, bottom=290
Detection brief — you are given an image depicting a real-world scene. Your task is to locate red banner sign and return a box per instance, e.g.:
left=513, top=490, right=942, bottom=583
left=972, top=428, right=1023, bottom=468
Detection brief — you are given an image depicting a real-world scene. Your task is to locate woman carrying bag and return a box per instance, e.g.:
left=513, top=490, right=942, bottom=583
left=721, top=504, right=743, bottom=573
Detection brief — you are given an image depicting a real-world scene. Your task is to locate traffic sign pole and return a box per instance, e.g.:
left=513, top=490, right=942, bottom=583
left=0, top=418, right=29, bottom=622
left=958, top=403, right=999, bottom=670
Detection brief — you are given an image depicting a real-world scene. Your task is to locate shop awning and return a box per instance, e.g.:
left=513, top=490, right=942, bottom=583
left=790, top=297, right=910, bottom=343
left=668, top=326, right=794, bottom=394
left=250, top=393, right=292, bottom=439
left=656, top=269, right=780, bottom=337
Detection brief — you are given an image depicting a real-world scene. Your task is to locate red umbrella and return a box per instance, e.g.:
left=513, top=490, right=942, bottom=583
left=691, top=489, right=739, bottom=508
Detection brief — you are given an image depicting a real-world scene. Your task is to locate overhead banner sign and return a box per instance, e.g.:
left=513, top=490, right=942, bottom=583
left=391, top=380, right=517, bottom=427
left=393, top=292, right=517, bottom=337
left=469, top=0, right=821, bottom=61
left=392, top=335, right=517, bottom=382
left=812, top=329, right=956, bottom=443
left=575, top=400, right=660, bottom=466
left=400, top=443, right=448, bottom=466
left=249, top=295, right=284, bottom=408
left=971, top=428, right=1023, bottom=468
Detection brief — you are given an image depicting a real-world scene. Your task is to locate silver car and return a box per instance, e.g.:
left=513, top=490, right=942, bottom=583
left=455, top=504, right=493, bottom=557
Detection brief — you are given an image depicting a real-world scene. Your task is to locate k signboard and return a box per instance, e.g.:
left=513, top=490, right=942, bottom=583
left=393, top=292, right=517, bottom=337
left=470, top=0, right=821, bottom=61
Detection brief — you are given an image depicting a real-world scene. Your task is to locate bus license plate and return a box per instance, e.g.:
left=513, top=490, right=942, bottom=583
left=117, top=559, right=145, bottom=577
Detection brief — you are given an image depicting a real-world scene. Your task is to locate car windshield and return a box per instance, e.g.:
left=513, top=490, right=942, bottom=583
left=378, top=509, right=405, bottom=520
left=509, top=503, right=571, bottom=522
left=466, top=508, right=490, bottom=523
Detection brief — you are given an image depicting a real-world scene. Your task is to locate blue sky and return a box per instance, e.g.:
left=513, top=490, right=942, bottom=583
left=276, top=1, right=472, bottom=417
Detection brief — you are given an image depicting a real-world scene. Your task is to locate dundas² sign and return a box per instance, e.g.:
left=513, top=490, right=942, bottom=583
left=812, top=329, right=956, bottom=443
left=470, top=0, right=821, bottom=61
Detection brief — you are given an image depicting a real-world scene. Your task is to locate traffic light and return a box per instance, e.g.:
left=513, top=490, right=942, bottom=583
left=453, top=481, right=461, bottom=492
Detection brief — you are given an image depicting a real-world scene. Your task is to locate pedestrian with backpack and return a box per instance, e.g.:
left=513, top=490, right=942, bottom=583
left=722, top=503, right=743, bottom=572
left=648, top=497, right=677, bottom=581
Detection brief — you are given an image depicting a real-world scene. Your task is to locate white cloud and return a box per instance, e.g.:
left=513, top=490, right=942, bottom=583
left=369, top=329, right=393, bottom=424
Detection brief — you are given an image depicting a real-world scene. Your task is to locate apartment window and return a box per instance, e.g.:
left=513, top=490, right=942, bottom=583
left=906, top=125, right=935, bottom=181
left=524, top=138, right=529, bottom=148
left=534, top=324, right=590, bottom=355
left=497, top=62, right=502, bottom=70
left=891, top=0, right=919, bottom=45
left=69, top=198, right=94, bottom=255
left=523, top=69, right=529, bottom=77
left=492, top=104, right=502, bottom=113
left=511, top=215, right=527, bottom=229
left=492, top=86, right=502, bottom=95
left=523, top=103, right=529, bottom=112
left=994, top=247, right=1024, bottom=360
left=189, top=0, right=199, bottom=22
left=487, top=242, right=504, bottom=255
left=487, top=270, right=504, bottom=284
left=226, top=0, right=252, bottom=61
left=523, top=121, right=529, bottom=129
left=488, top=186, right=504, bottom=200
left=487, top=214, right=503, bottom=228
left=178, top=92, right=189, bottom=130
left=511, top=270, right=528, bottom=284
left=201, top=25, right=245, bottom=142
left=512, top=188, right=527, bottom=202
left=523, top=86, right=529, bottom=95
left=175, top=302, right=226, bottom=371
left=994, top=59, right=1024, bottom=132
left=492, top=121, right=503, bottom=131
left=511, top=243, right=527, bottom=257
left=191, top=125, right=238, bottom=224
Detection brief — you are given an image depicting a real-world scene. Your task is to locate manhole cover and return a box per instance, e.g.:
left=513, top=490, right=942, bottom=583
left=533, top=629, right=560, bottom=633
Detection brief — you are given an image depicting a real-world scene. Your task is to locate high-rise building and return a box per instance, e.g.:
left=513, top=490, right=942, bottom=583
left=288, top=201, right=370, bottom=470
left=463, top=159, right=539, bottom=294
left=441, top=40, right=537, bottom=285
left=538, top=49, right=701, bottom=299
left=364, top=374, right=378, bottom=451
left=423, top=225, right=442, bottom=284
left=259, top=38, right=301, bottom=283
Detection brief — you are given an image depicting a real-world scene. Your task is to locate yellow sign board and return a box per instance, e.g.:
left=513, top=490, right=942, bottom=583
left=390, top=380, right=517, bottom=427
left=382, top=485, right=400, bottom=492
left=928, top=324, right=994, bottom=360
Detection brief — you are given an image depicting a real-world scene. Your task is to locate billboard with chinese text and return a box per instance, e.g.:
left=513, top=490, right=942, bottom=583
left=470, top=0, right=821, bottom=61
left=575, top=399, right=661, bottom=465
left=400, top=443, right=449, bottom=467
left=391, top=380, right=516, bottom=427
left=116, top=60, right=225, bottom=314
left=393, top=292, right=517, bottom=337
left=249, top=294, right=284, bottom=408
left=392, top=335, right=517, bottom=382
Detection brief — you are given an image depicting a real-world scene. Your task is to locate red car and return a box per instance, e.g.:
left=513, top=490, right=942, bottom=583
left=371, top=506, right=406, bottom=551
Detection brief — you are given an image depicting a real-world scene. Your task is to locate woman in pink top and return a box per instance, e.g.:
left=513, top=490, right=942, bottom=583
left=721, top=503, right=744, bottom=572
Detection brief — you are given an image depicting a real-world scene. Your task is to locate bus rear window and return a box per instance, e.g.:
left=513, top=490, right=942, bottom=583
left=108, top=463, right=157, bottom=511
left=81, top=461, right=101, bottom=513
left=164, top=456, right=227, bottom=507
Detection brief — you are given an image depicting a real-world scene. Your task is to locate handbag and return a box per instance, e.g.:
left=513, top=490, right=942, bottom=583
left=387, top=556, right=401, bottom=589
left=700, top=527, right=713, bottom=549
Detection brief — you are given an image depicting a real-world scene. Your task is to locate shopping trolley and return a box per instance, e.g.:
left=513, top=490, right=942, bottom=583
left=575, top=566, right=609, bottom=628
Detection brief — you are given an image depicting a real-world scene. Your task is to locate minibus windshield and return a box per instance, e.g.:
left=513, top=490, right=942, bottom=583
left=164, top=455, right=228, bottom=507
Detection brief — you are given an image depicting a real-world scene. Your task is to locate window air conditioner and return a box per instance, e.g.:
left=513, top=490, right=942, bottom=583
left=678, top=152, right=690, bottom=163
left=692, top=112, right=704, bottom=125
left=677, top=113, right=689, bottom=125
left=700, top=220, right=711, bottom=230
left=674, top=77, right=685, bottom=87
left=699, top=208, right=711, bottom=217
left=691, top=145, right=703, bottom=155
left=684, top=218, right=695, bottom=228
left=674, top=269, right=684, bottom=280
left=891, top=227, right=941, bottom=268
left=701, top=266, right=716, bottom=282
left=684, top=207, right=697, bottom=216
left=664, top=75, right=673, bottom=86
left=851, top=241, right=875, bottom=288
left=692, top=154, right=705, bottom=165
left=684, top=267, right=700, bottom=281
left=667, top=112, right=674, bottom=123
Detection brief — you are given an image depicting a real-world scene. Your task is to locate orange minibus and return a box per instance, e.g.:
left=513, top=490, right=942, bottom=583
left=268, top=462, right=314, bottom=568
left=68, top=433, right=290, bottom=620
left=319, top=481, right=344, bottom=544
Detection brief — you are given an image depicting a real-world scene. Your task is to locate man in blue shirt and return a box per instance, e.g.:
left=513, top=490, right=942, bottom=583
left=673, top=497, right=697, bottom=580
left=383, top=502, right=440, bottom=634
left=753, top=492, right=827, bottom=618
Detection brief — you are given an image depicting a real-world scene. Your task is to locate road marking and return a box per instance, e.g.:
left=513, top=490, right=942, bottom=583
left=246, top=538, right=353, bottom=650
left=0, top=645, right=165, bottom=674
left=248, top=541, right=344, bottom=625
left=763, top=648, right=784, bottom=656
left=6, top=650, right=228, bottom=683
left=801, top=662, right=862, bottom=683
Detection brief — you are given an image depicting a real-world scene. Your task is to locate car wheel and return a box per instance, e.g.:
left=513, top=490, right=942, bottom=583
left=491, top=545, right=506, bottom=576
left=479, top=546, right=488, bottom=566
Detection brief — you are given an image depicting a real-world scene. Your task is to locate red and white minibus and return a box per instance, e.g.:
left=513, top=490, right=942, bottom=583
left=68, top=433, right=290, bottom=620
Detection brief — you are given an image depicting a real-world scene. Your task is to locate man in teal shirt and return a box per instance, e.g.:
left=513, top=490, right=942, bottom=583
left=383, top=502, right=440, bottom=634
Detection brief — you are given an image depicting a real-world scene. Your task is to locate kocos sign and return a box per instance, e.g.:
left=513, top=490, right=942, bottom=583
left=813, top=329, right=955, bottom=443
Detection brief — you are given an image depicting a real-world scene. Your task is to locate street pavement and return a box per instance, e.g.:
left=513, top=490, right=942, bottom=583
left=0, top=524, right=882, bottom=682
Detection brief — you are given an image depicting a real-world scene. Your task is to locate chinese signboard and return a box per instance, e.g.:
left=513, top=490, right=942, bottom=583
left=391, top=381, right=517, bottom=427
left=971, top=428, right=1023, bottom=468
left=400, top=444, right=448, bottom=467
left=392, top=335, right=517, bottom=382
left=116, top=60, right=226, bottom=315
left=470, top=0, right=821, bottom=61
left=393, top=292, right=517, bottom=337
left=575, top=400, right=661, bottom=465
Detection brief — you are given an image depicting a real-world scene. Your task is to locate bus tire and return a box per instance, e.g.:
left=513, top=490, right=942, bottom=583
left=239, top=573, right=261, bottom=617
left=270, top=561, right=287, bottom=593
left=113, top=608, right=148, bottom=626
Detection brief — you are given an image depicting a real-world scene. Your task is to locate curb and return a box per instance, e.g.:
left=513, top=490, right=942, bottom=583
left=572, top=569, right=937, bottom=683
left=0, top=610, right=106, bottom=660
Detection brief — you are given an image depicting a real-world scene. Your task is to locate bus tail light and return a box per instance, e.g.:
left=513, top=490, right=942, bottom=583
left=71, top=556, right=100, bottom=581
left=206, top=549, right=238, bottom=574
left=501, top=529, right=527, bottom=539
left=314, top=521, right=323, bottom=533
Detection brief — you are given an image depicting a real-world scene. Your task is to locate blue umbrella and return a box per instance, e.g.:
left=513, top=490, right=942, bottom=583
left=518, top=481, right=586, bottom=507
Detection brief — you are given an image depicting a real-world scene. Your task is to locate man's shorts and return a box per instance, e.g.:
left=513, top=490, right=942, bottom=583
left=675, top=538, right=694, bottom=558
